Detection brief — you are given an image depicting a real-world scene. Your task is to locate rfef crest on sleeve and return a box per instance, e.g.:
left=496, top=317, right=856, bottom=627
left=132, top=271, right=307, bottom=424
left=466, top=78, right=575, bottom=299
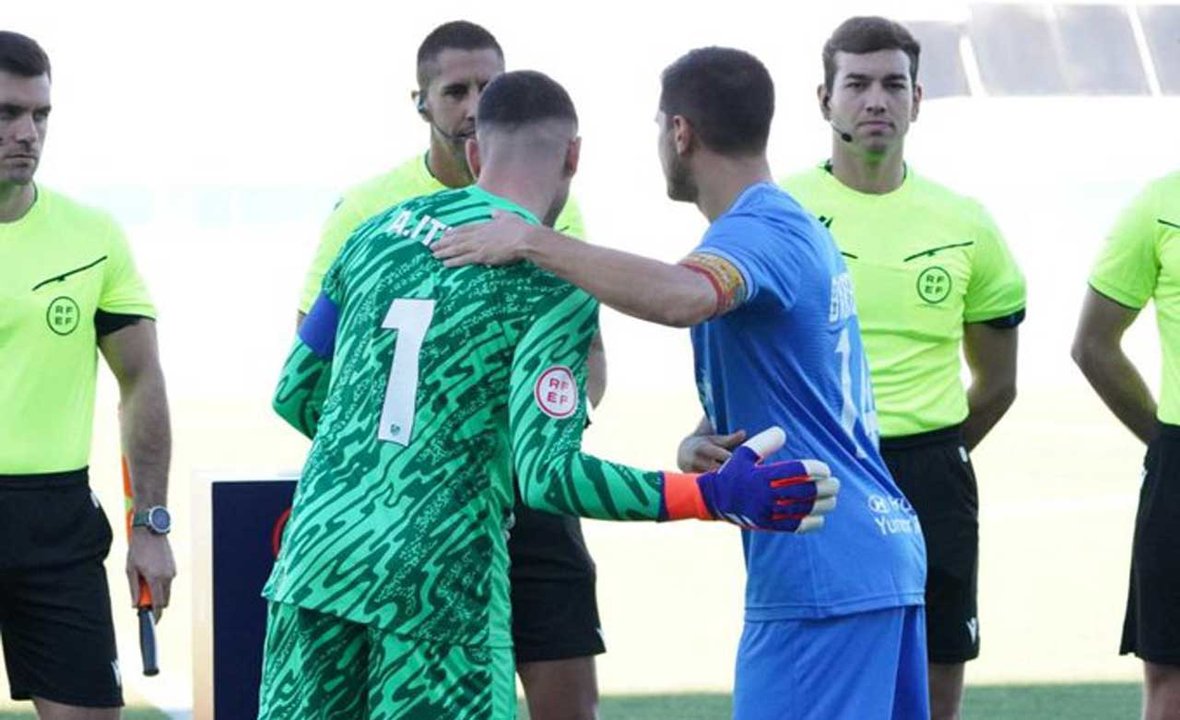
left=534, top=366, right=577, bottom=419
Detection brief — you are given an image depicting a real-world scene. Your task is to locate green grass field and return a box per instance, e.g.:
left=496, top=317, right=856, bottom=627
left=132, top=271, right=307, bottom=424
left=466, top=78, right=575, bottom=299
left=0, top=683, right=1142, bottom=719
left=532, top=684, right=1143, bottom=719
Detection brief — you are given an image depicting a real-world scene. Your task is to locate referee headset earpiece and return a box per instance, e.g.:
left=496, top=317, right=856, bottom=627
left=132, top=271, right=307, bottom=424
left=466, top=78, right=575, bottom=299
left=416, top=95, right=427, bottom=115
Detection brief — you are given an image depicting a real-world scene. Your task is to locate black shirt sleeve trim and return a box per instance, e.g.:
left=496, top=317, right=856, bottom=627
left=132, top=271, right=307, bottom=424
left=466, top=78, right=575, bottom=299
left=94, top=311, right=150, bottom=337
left=970, top=308, right=1025, bottom=329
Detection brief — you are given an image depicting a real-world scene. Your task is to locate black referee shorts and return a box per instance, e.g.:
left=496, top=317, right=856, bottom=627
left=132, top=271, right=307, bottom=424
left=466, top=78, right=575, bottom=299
left=508, top=484, right=605, bottom=664
left=0, top=469, right=123, bottom=708
left=1122, top=423, right=1180, bottom=665
left=881, top=424, right=980, bottom=664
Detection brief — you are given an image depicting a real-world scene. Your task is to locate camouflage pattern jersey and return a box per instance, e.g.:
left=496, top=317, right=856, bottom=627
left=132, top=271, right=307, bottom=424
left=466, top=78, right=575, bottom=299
left=266, top=186, right=665, bottom=649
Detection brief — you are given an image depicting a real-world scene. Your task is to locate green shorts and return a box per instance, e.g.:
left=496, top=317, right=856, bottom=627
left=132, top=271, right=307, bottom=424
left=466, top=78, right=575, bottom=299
left=258, top=601, right=516, bottom=719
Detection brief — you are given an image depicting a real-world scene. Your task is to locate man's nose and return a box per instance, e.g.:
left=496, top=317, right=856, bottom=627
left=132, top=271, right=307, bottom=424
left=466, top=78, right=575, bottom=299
left=863, top=84, right=888, bottom=113
left=12, top=113, right=40, bottom=145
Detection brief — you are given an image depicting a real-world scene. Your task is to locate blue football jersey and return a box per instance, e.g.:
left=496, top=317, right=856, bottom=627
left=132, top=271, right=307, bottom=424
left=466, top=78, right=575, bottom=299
left=688, top=182, right=926, bottom=619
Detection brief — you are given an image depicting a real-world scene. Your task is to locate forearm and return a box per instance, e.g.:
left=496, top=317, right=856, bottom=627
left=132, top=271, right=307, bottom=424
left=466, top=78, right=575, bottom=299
left=120, top=368, right=171, bottom=507
left=1075, top=348, right=1158, bottom=444
left=521, top=227, right=716, bottom=327
left=518, top=450, right=665, bottom=521
left=962, top=379, right=1016, bottom=450
left=273, top=343, right=331, bottom=438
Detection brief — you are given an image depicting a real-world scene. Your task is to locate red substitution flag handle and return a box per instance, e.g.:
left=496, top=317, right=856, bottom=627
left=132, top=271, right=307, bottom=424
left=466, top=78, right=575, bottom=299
left=123, top=455, right=159, bottom=676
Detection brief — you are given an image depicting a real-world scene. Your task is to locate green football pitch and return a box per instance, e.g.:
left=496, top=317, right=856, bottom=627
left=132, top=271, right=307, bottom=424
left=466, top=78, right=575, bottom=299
left=0, top=683, right=1144, bottom=719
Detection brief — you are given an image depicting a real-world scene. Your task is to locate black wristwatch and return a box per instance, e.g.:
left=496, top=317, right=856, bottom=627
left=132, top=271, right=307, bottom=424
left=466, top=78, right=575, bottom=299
left=131, top=506, right=172, bottom=535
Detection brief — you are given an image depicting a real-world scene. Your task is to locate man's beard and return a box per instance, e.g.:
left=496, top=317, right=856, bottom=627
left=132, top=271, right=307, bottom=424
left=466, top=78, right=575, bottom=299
left=665, top=156, right=697, bottom=203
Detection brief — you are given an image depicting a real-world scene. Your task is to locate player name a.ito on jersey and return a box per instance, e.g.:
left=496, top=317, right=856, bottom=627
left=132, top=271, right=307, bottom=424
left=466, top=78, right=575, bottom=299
left=386, top=208, right=452, bottom=247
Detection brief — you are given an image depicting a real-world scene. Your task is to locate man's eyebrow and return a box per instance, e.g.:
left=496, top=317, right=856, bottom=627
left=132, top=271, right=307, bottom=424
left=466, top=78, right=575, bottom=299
left=0, top=102, right=51, bottom=113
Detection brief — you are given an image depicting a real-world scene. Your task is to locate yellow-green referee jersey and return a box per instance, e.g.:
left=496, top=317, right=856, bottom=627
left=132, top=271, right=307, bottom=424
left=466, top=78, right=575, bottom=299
left=298, top=152, right=586, bottom=312
left=781, top=165, right=1026, bottom=437
left=1090, top=172, right=1180, bottom=425
left=0, top=186, right=155, bottom=474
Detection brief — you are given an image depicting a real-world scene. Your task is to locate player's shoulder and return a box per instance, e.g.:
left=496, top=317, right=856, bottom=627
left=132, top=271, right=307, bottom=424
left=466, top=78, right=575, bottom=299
left=726, top=182, right=814, bottom=229
left=338, top=153, right=440, bottom=216
left=1135, top=171, right=1180, bottom=209
left=900, top=169, right=999, bottom=234
left=36, top=186, right=120, bottom=228
left=777, top=164, right=829, bottom=196
left=30, top=185, right=126, bottom=249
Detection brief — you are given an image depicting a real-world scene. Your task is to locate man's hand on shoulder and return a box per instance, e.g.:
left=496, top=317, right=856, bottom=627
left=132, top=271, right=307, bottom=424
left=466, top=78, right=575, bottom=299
left=432, top=210, right=535, bottom=267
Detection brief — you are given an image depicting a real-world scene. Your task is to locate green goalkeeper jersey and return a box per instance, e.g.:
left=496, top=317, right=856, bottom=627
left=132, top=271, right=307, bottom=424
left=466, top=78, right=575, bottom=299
left=297, top=152, right=586, bottom=313
left=265, top=186, right=662, bottom=649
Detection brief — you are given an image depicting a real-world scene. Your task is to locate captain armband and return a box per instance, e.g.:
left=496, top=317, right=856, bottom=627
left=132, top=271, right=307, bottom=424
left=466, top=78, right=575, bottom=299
left=679, top=252, right=748, bottom=316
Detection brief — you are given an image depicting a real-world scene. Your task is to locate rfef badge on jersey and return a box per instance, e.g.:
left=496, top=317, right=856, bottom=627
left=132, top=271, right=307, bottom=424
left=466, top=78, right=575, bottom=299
left=534, top=366, right=577, bottom=419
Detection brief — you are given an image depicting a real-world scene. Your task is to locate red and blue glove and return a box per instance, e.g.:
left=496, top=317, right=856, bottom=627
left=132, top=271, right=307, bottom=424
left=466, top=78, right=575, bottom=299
left=659, top=427, right=839, bottom=532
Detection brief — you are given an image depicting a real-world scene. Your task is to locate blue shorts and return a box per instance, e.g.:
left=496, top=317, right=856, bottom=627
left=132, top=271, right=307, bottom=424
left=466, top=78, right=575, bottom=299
left=733, top=606, right=928, bottom=720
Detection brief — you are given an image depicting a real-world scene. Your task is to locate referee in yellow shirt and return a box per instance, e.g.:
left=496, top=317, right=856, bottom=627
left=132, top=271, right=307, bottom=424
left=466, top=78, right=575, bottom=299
left=0, top=31, right=175, bottom=719
left=293, top=22, right=603, bottom=720
left=1073, top=171, right=1180, bottom=720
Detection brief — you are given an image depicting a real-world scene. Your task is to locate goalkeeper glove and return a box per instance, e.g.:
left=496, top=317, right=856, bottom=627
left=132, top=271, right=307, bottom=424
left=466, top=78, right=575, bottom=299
left=659, top=427, right=839, bottom=532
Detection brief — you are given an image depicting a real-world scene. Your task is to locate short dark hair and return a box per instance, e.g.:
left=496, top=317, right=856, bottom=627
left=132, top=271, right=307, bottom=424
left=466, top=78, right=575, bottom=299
left=659, top=47, right=774, bottom=156
left=477, top=70, right=577, bottom=131
left=0, top=31, right=51, bottom=79
left=416, top=21, right=503, bottom=88
left=822, top=17, right=920, bottom=92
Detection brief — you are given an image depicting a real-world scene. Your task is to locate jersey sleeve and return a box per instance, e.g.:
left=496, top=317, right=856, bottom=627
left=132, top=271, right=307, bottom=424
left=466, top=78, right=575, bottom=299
left=681, top=215, right=793, bottom=315
left=510, top=281, right=664, bottom=520
left=963, top=205, right=1027, bottom=324
left=552, top=195, right=587, bottom=240
left=273, top=290, right=338, bottom=438
left=98, top=220, right=156, bottom=319
left=1089, top=185, right=1161, bottom=310
left=297, top=193, right=371, bottom=313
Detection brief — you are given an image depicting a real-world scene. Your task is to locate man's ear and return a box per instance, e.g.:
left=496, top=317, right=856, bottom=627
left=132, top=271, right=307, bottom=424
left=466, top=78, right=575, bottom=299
left=465, top=137, right=482, bottom=178
left=911, top=82, right=924, bottom=122
left=565, top=136, right=581, bottom=178
left=672, top=115, right=695, bottom=156
left=413, top=89, right=429, bottom=120
left=817, top=84, right=831, bottom=121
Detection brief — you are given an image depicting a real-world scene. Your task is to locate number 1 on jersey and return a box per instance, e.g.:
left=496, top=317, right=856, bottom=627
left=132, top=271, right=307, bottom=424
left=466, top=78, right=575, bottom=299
left=379, top=298, right=435, bottom=445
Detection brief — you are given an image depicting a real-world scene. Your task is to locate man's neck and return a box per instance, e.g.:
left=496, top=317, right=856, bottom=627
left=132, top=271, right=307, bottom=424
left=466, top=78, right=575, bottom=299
left=0, top=182, right=36, bottom=223
left=696, top=154, right=774, bottom=222
left=829, top=142, right=906, bottom=195
left=427, top=135, right=474, bottom=189
left=476, top=167, right=556, bottom=225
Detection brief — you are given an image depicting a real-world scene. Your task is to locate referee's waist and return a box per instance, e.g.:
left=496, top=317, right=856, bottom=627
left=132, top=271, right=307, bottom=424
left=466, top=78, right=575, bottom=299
left=1157, top=422, right=1180, bottom=440
left=879, top=424, right=963, bottom=451
left=0, top=467, right=89, bottom=489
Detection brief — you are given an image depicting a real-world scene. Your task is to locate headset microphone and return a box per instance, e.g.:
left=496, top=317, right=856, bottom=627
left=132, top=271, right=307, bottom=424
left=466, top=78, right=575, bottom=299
left=830, top=122, right=853, bottom=143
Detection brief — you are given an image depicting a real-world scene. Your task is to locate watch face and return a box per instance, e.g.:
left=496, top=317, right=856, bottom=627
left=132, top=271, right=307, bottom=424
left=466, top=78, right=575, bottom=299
left=148, top=506, right=172, bottom=533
